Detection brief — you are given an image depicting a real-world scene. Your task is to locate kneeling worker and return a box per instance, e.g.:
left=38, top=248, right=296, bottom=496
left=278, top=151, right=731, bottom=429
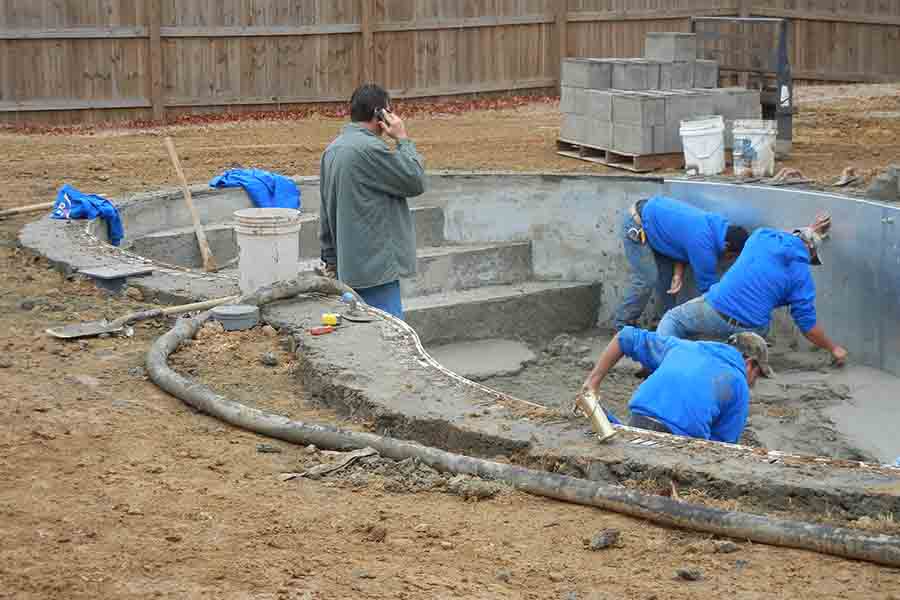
left=613, top=195, right=749, bottom=330
left=579, top=327, right=773, bottom=444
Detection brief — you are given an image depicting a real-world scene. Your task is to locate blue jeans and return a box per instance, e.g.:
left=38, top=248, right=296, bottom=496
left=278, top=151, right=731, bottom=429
left=612, top=211, right=677, bottom=330
left=656, top=296, right=768, bottom=340
left=357, top=280, right=404, bottom=320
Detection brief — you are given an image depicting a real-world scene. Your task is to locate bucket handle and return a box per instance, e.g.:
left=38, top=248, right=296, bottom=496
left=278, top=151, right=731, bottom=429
left=687, top=137, right=724, bottom=160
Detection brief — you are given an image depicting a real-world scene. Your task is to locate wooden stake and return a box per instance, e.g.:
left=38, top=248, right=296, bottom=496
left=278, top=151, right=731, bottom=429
left=0, top=201, right=54, bottom=219
left=164, top=136, right=217, bottom=272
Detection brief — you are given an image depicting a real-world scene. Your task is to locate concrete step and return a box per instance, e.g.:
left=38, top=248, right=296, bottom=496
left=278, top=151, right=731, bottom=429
left=285, top=242, right=533, bottom=297
left=401, top=242, right=532, bottom=297
left=300, top=204, right=445, bottom=259
left=405, top=281, right=603, bottom=346
left=127, top=206, right=445, bottom=269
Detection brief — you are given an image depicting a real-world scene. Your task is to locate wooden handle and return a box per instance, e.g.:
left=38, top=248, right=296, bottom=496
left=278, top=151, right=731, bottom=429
left=159, top=295, right=240, bottom=316
left=0, top=201, right=55, bottom=219
left=164, top=136, right=217, bottom=272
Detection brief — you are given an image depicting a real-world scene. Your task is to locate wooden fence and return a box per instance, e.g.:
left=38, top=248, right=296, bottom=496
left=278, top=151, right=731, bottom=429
left=0, top=0, right=898, bottom=126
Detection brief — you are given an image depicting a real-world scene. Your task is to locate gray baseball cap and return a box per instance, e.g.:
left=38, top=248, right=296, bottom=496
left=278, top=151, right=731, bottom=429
left=793, top=227, right=824, bottom=266
left=728, top=332, right=775, bottom=378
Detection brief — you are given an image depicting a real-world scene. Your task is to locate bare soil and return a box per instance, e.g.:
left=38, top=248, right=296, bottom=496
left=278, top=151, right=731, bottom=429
left=2, top=84, right=900, bottom=598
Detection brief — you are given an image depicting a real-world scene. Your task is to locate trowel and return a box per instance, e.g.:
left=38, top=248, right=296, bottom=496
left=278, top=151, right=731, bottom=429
left=46, top=295, right=239, bottom=339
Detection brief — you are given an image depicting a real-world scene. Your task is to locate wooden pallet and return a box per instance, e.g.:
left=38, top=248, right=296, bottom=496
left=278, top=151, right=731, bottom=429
left=557, top=139, right=685, bottom=173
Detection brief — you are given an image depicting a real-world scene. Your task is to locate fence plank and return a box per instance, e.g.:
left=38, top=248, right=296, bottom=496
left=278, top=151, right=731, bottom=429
left=149, top=0, right=164, bottom=120
left=361, top=0, right=374, bottom=83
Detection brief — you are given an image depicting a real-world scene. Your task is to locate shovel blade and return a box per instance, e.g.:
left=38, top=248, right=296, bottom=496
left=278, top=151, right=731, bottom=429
left=45, top=320, right=125, bottom=339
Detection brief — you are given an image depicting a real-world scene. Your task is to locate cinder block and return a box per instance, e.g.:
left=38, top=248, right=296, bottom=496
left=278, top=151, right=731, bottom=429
left=561, top=86, right=588, bottom=115
left=612, top=59, right=662, bottom=91
left=645, top=32, right=697, bottom=62
left=562, top=58, right=613, bottom=89
left=665, top=90, right=715, bottom=125
left=653, top=124, right=684, bottom=154
left=613, top=123, right=654, bottom=155
left=694, top=59, right=719, bottom=88
left=560, top=114, right=587, bottom=143
left=586, top=119, right=613, bottom=149
left=585, top=90, right=613, bottom=121
left=659, top=61, right=695, bottom=89
left=612, top=92, right=666, bottom=126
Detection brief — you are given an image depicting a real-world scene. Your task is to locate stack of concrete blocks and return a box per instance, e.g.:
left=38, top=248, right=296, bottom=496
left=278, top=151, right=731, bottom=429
left=559, top=59, right=613, bottom=145
left=559, top=32, right=761, bottom=156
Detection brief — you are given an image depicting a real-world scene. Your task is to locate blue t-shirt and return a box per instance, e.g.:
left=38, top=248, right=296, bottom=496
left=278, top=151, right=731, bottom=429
left=641, top=196, right=729, bottom=293
left=619, top=327, right=750, bottom=444
left=705, top=228, right=817, bottom=332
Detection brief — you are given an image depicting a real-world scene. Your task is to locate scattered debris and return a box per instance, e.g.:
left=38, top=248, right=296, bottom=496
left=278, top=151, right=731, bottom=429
left=18, top=296, right=48, bottom=311
left=351, top=568, right=375, bottom=580
left=128, top=366, right=146, bottom=378
left=286, top=447, right=378, bottom=480
left=0, top=357, right=12, bottom=369
left=867, top=165, right=899, bottom=202
left=196, top=320, right=225, bottom=339
left=256, top=443, right=282, bottom=454
left=260, top=351, right=279, bottom=367
left=587, top=528, right=621, bottom=551
left=358, top=523, right=387, bottom=543
left=261, top=325, right=278, bottom=337
left=832, top=166, right=860, bottom=187
left=446, top=474, right=501, bottom=500
left=548, top=572, right=565, bottom=582
left=714, top=541, right=740, bottom=554
left=676, top=568, right=702, bottom=581
left=72, top=374, right=101, bottom=387
left=496, top=568, right=512, bottom=583
left=125, top=286, right=143, bottom=301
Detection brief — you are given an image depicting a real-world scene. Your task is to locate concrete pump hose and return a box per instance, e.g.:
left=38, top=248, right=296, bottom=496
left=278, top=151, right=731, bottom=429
left=146, top=282, right=900, bottom=568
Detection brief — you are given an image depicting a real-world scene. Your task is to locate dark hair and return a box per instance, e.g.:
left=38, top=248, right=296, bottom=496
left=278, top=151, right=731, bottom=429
left=350, top=83, right=390, bottom=122
left=725, top=225, right=750, bottom=254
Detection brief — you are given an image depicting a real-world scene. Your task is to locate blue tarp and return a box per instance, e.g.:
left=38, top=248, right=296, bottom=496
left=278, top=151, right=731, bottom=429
left=51, top=184, right=124, bottom=246
left=209, top=168, right=301, bottom=210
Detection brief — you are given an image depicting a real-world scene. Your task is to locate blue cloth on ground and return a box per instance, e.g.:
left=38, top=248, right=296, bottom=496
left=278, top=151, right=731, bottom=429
left=705, top=228, right=817, bottom=332
left=641, top=195, right=729, bottom=293
left=51, top=184, right=124, bottom=246
left=209, top=169, right=301, bottom=210
left=618, top=326, right=750, bottom=444
left=357, top=280, right=404, bottom=320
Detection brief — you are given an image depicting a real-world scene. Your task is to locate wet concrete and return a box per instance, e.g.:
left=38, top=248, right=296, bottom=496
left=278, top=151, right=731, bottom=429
left=259, top=296, right=900, bottom=521
left=428, top=339, right=536, bottom=381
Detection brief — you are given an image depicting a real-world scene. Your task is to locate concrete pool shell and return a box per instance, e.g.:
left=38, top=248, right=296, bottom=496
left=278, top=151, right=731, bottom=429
left=20, top=172, right=900, bottom=519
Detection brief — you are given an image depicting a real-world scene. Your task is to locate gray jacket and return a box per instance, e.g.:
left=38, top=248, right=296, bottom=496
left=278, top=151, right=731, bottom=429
left=319, top=123, right=426, bottom=289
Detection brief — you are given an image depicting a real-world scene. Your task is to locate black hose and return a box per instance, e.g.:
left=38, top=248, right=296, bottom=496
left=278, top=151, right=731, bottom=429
left=146, top=294, right=900, bottom=568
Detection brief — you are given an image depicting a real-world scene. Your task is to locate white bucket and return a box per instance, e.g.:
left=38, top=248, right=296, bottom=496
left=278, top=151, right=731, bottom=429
left=733, top=119, right=778, bottom=178
left=679, top=115, right=726, bottom=176
left=234, top=208, right=302, bottom=294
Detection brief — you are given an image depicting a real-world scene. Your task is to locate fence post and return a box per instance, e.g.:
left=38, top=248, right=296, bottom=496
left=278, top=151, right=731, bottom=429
left=555, top=2, right=568, bottom=92
left=360, top=0, right=375, bottom=84
left=738, top=0, right=751, bottom=87
left=148, top=0, right=164, bottom=121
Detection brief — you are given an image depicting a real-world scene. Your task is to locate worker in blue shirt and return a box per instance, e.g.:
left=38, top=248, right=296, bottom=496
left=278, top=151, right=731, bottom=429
left=656, top=214, right=848, bottom=366
left=612, top=195, right=750, bottom=330
left=579, top=327, right=773, bottom=443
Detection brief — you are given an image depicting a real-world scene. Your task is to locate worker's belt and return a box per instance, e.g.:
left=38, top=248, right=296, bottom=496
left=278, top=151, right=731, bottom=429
left=626, top=199, right=649, bottom=244
left=714, top=308, right=752, bottom=330
left=628, top=414, right=672, bottom=434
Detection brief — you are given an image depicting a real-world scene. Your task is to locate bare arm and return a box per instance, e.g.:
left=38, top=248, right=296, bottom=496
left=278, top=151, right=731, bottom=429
left=668, top=262, right=686, bottom=295
left=582, top=334, right=625, bottom=396
left=804, top=324, right=848, bottom=366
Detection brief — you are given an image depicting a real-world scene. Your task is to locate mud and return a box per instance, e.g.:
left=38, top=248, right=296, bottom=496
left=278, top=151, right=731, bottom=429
left=474, top=330, right=896, bottom=463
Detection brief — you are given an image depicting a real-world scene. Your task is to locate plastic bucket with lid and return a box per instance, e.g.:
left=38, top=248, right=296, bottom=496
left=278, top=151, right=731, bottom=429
left=234, top=207, right=302, bottom=294
left=679, top=115, right=726, bottom=176
left=733, top=119, right=778, bottom=178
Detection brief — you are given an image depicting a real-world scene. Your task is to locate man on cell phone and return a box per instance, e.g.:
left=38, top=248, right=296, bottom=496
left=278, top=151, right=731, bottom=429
left=318, top=83, right=426, bottom=319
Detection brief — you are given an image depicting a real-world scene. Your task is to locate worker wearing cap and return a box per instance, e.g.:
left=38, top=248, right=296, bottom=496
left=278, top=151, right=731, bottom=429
left=579, top=327, right=773, bottom=444
left=656, top=214, right=848, bottom=366
left=613, top=195, right=750, bottom=330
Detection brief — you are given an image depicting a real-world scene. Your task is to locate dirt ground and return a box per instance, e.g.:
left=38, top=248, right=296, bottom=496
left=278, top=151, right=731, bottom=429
left=0, top=84, right=898, bottom=213
left=2, top=84, right=900, bottom=598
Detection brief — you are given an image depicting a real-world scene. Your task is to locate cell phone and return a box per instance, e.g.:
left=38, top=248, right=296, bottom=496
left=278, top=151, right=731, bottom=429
left=375, top=108, right=386, bottom=122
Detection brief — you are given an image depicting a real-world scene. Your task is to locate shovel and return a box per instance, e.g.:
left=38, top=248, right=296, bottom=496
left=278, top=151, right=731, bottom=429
left=46, top=295, right=239, bottom=339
